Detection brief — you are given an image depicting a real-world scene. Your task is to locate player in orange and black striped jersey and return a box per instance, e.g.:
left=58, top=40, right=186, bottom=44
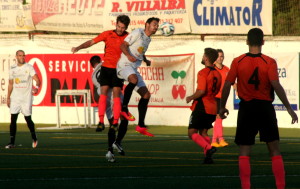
left=219, top=28, right=298, bottom=189
left=186, top=48, right=221, bottom=164
left=211, top=49, right=230, bottom=148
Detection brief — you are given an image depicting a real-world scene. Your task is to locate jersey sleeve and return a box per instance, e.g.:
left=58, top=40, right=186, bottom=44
left=268, top=59, right=279, bottom=81
left=124, top=29, right=141, bottom=46
left=92, top=31, right=108, bottom=43
left=226, top=59, right=238, bottom=84
left=197, top=70, right=206, bottom=91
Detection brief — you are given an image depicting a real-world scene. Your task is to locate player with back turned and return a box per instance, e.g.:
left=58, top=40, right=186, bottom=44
left=219, top=28, right=298, bottom=189
left=186, top=48, right=221, bottom=164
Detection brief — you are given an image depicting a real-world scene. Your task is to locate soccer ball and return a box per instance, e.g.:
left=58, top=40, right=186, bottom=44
left=159, top=22, right=175, bottom=36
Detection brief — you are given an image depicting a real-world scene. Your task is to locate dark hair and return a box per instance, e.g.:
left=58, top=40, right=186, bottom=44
left=216, top=49, right=223, bottom=54
left=117, top=15, right=130, bottom=29
left=90, top=55, right=101, bottom=68
left=16, top=50, right=25, bottom=55
left=247, top=28, right=264, bottom=46
left=146, top=17, right=160, bottom=25
left=204, top=48, right=219, bottom=64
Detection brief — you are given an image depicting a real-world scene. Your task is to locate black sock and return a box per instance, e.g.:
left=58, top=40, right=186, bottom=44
left=10, top=114, right=18, bottom=144
left=108, top=128, right=116, bottom=150
left=25, top=116, right=37, bottom=141
left=116, top=119, right=128, bottom=144
left=122, top=82, right=136, bottom=112
left=138, top=98, right=149, bottom=127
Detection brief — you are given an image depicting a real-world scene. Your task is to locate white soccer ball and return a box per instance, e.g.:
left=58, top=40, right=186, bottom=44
left=159, top=22, right=175, bottom=36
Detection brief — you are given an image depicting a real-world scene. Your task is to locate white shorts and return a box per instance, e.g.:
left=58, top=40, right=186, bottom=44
left=10, top=100, right=32, bottom=116
left=117, top=65, right=146, bottom=90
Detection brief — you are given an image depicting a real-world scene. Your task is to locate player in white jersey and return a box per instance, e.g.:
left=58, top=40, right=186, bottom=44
left=6, top=50, right=40, bottom=149
left=117, top=17, right=160, bottom=137
left=90, top=55, right=129, bottom=162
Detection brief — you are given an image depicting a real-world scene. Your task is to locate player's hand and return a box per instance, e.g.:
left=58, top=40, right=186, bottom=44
left=186, top=96, right=193, bottom=103
left=287, top=108, right=298, bottom=124
left=71, top=47, right=78, bottom=54
left=32, top=88, right=38, bottom=95
left=219, top=108, right=229, bottom=119
left=145, top=59, right=151, bottom=66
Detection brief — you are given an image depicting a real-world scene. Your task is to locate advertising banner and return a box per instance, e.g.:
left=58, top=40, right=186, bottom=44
left=187, top=0, right=272, bottom=35
left=103, top=0, right=191, bottom=34
left=233, top=53, right=299, bottom=110
left=0, top=0, right=35, bottom=31
left=130, top=54, right=195, bottom=107
left=11, top=53, right=194, bottom=107
left=31, top=0, right=105, bottom=33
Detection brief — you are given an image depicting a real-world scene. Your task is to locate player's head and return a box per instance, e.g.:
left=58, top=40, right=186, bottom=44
left=145, top=17, right=160, bottom=36
left=90, top=55, right=101, bottom=68
left=115, top=15, right=130, bottom=36
left=215, top=49, right=224, bottom=65
left=16, top=50, right=26, bottom=64
left=247, top=28, right=264, bottom=46
left=201, top=48, right=218, bottom=66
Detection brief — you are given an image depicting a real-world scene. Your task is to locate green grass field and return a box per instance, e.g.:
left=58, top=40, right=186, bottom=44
left=0, top=124, right=299, bottom=189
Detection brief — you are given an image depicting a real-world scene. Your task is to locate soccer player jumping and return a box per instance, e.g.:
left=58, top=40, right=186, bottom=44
left=186, top=48, right=221, bottom=164
left=72, top=15, right=131, bottom=132
left=117, top=17, right=160, bottom=137
left=219, top=28, right=298, bottom=189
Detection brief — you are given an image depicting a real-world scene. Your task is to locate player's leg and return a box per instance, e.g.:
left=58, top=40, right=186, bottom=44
left=111, top=71, right=123, bottom=126
left=97, top=85, right=109, bottom=131
left=24, top=115, right=38, bottom=148
left=267, top=140, right=285, bottom=189
left=261, top=103, right=284, bottom=189
left=215, top=115, right=228, bottom=147
left=6, top=113, right=19, bottom=148
left=113, top=117, right=128, bottom=156
left=122, top=73, right=137, bottom=114
left=239, top=145, right=252, bottom=189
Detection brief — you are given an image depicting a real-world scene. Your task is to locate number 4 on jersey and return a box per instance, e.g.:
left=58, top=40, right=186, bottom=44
left=248, top=67, right=260, bottom=90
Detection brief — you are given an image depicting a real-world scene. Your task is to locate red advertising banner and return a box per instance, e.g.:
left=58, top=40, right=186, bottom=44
left=26, top=53, right=195, bottom=107
left=26, top=54, right=103, bottom=106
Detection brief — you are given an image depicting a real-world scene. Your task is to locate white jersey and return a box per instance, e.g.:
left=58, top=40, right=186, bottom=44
left=118, top=28, right=151, bottom=69
left=9, top=63, right=36, bottom=104
left=91, top=63, right=102, bottom=95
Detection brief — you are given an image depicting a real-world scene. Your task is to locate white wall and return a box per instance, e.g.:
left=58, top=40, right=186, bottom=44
left=0, top=34, right=299, bottom=128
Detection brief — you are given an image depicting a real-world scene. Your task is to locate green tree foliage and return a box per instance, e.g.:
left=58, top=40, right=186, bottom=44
left=273, top=0, right=300, bottom=36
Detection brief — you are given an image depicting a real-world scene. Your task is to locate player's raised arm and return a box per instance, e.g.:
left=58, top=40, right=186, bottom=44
left=71, top=39, right=95, bottom=54
left=271, top=80, right=298, bottom=124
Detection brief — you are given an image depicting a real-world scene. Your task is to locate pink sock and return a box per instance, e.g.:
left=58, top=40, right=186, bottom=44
left=239, top=156, right=251, bottom=189
left=272, top=155, right=285, bottom=189
left=214, top=118, right=224, bottom=141
left=98, top=95, right=107, bottom=123
left=204, top=136, right=211, bottom=144
left=191, top=133, right=211, bottom=151
left=113, top=97, right=121, bottom=125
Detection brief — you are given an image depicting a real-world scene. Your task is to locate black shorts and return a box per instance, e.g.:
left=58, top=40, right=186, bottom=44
left=215, top=98, right=220, bottom=114
left=188, top=110, right=216, bottom=130
left=235, top=99, right=279, bottom=145
left=99, top=66, right=123, bottom=88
